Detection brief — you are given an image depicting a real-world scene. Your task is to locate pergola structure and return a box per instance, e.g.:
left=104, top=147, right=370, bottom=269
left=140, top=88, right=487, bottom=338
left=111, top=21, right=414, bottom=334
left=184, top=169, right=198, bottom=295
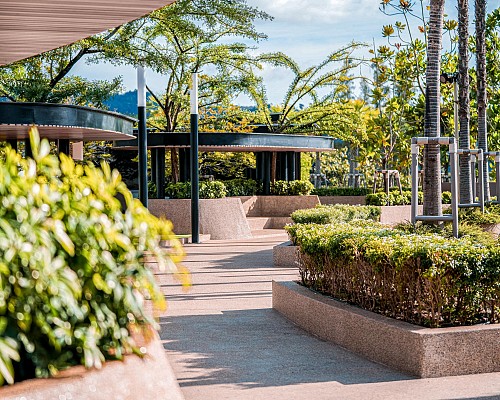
left=114, top=131, right=344, bottom=197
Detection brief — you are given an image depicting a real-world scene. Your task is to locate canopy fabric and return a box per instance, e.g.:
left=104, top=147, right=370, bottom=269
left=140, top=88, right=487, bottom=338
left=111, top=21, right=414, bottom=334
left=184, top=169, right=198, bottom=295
left=0, top=0, right=174, bottom=66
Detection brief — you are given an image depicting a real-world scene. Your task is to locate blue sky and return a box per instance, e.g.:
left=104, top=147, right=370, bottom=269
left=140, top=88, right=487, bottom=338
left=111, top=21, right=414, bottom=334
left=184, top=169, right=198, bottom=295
left=71, top=0, right=494, bottom=105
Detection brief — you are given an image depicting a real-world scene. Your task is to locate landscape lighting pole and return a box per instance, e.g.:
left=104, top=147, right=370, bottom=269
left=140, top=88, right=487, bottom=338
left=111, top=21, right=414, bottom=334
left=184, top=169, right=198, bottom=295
left=137, top=66, right=148, bottom=207
left=190, top=73, right=200, bottom=244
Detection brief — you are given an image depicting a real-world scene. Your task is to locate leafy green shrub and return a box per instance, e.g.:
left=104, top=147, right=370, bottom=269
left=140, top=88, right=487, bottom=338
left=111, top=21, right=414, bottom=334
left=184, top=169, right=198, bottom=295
left=366, top=190, right=451, bottom=206
left=459, top=204, right=500, bottom=225
left=0, top=129, right=185, bottom=385
left=287, top=180, right=315, bottom=195
left=291, top=205, right=381, bottom=225
left=286, top=220, right=500, bottom=327
left=200, top=181, right=227, bottom=199
left=164, top=181, right=227, bottom=199
left=270, top=180, right=314, bottom=196
left=311, top=187, right=372, bottom=196
left=148, top=181, right=158, bottom=199
left=224, top=179, right=261, bottom=196
left=165, top=182, right=191, bottom=199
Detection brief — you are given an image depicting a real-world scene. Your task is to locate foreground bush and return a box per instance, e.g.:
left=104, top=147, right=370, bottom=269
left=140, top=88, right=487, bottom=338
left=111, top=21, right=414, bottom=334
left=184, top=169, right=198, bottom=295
left=311, top=187, right=371, bottom=196
left=0, top=129, right=185, bottom=385
left=291, top=205, right=381, bottom=224
left=286, top=220, right=500, bottom=328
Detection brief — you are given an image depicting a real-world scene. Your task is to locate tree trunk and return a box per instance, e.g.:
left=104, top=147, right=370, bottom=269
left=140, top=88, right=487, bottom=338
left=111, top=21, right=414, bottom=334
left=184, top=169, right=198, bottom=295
left=423, top=0, right=445, bottom=217
left=458, top=0, right=473, bottom=203
left=271, top=152, right=277, bottom=182
left=170, top=149, right=180, bottom=183
left=476, top=0, right=489, bottom=200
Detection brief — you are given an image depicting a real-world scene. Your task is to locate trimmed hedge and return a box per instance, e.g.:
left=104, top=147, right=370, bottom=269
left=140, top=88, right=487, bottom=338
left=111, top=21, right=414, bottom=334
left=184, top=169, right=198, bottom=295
left=164, top=179, right=313, bottom=198
left=286, top=220, right=500, bottom=328
left=311, top=187, right=372, bottom=196
left=365, top=190, right=452, bottom=206
left=291, top=205, right=381, bottom=225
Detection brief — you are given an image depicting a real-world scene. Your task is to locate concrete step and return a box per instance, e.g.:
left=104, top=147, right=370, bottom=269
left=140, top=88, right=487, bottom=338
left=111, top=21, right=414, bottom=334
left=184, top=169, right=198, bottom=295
left=247, top=217, right=272, bottom=230
left=247, top=216, right=293, bottom=230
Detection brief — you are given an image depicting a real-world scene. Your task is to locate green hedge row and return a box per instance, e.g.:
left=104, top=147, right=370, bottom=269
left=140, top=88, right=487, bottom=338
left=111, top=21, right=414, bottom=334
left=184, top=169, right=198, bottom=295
left=159, top=179, right=314, bottom=199
left=311, top=187, right=372, bottom=196
left=286, top=220, right=500, bottom=328
left=291, top=205, right=381, bottom=224
left=365, top=190, right=452, bottom=206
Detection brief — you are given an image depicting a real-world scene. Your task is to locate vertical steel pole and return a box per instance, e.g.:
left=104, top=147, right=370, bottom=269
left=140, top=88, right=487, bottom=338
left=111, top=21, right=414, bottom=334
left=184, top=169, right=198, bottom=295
left=450, top=140, right=459, bottom=238
left=478, top=151, right=485, bottom=212
left=496, top=154, right=500, bottom=202
left=411, top=142, right=419, bottom=225
left=453, top=80, right=459, bottom=140
left=190, top=73, right=200, bottom=244
left=471, top=154, right=477, bottom=200
left=137, top=66, right=148, bottom=207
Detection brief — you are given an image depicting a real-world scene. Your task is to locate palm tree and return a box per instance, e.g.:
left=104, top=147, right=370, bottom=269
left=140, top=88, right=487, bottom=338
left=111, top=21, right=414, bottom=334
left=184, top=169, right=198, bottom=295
left=423, top=0, right=445, bottom=216
left=458, top=0, right=473, bottom=203
left=476, top=0, right=489, bottom=200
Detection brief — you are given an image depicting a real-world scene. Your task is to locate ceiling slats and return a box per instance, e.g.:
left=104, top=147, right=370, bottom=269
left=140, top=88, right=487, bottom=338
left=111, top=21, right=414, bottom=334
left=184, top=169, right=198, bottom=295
left=0, top=0, right=174, bottom=65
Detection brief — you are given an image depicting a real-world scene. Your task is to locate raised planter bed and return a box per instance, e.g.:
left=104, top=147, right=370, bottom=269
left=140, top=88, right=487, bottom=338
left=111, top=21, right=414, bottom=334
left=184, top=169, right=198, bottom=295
left=236, top=195, right=320, bottom=217
left=0, top=331, right=184, bottom=400
left=318, top=195, right=366, bottom=206
left=273, top=280, right=500, bottom=378
left=148, top=198, right=251, bottom=240
left=273, top=241, right=298, bottom=267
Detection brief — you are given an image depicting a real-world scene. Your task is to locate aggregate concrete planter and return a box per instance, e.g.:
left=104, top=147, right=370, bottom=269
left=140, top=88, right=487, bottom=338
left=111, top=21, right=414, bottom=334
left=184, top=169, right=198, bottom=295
left=273, top=280, right=500, bottom=378
left=148, top=198, right=251, bottom=240
left=0, top=331, right=184, bottom=400
left=379, top=205, right=423, bottom=226
left=318, top=195, right=366, bottom=206
left=273, top=241, right=298, bottom=267
left=237, top=195, right=320, bottom=217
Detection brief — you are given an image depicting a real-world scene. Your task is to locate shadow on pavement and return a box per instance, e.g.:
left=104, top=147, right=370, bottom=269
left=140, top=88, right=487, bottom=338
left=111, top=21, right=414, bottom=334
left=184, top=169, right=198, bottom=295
left=160, top=308, right=412, bottom=390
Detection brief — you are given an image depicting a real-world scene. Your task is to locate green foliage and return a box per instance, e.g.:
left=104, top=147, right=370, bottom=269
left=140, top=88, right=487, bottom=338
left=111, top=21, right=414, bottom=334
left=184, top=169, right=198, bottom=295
left=164, top=181, right=227, bottom=199
left=270, top=180, right=314, bottom=196
left=311, top=187, right=372, bottom=196
left=224, top=179, right=261, bottom=196
left=287, top=220, right=500, bottom=327
left=365, top=190, right=453, bottom=206
left=0, top=128, right=184, bottom=385
left=291, top=205, right=381, bottom=225
left=459, top=204, right=500, bottom=225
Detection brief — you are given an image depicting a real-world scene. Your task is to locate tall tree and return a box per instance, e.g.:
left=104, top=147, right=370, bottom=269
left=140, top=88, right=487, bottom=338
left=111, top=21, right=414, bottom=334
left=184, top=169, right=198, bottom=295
left=476, top=0, right=489, bottom=200
left=423, top=0, right=445, bottom=216
left=458, top=0, right=472, bottom=203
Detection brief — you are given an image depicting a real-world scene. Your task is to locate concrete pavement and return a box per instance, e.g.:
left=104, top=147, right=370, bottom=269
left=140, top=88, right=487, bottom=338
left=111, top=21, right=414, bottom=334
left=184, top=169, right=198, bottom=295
left=158, top=231, right=500, bottom=400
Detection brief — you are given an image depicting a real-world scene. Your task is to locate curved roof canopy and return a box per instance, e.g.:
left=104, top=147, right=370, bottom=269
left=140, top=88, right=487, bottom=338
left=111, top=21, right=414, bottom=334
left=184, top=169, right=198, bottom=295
left=0, top=102, right=135, bottom=141
left=113, top=131, right=345, bottom=152
left=0, top=0, right=175, bottom=66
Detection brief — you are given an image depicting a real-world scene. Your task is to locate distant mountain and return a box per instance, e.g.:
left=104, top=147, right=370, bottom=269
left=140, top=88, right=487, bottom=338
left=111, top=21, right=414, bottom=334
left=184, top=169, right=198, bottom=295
left=104, top=90, right=152, bottom=117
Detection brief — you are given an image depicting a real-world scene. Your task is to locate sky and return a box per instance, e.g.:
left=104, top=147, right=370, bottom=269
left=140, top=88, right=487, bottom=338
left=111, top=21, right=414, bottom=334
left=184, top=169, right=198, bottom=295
left=71, top=0, right=494, bottom=105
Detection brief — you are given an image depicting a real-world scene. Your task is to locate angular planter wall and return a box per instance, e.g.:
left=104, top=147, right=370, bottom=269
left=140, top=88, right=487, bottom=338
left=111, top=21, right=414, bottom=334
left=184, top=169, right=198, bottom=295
left=273, top=241, right=298, bottom=267
left=236, top=195, right=320, bottom=217
left=0, top=331, right=184, bottom=400
left=273, top=280, right=500, bottom=378
left=148, top=198, right=252, bottom=240
left=318, top=195, right=366, bottom=206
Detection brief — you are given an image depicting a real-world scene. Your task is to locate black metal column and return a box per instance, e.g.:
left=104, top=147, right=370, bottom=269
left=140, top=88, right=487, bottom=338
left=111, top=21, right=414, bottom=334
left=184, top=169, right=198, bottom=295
left=58, top=139, right=70, bottom=155
left=190, top=73, right=200, bottom=243
left=151, top=148, right=158, bottom=188
left=7, top=140, right=17, bottom=152
left=137, top=67, right=148, bottom=207
left=179, top=148, right=190, bottom=182
left=255, top=152, right=263, bottom=182
left=24, top=140, right=32, bottom=159
left=287, top=152, right=296, bottom=181
left=263, top=151, right=271, bottom=195
left=155, top=148, right=165, bottom=199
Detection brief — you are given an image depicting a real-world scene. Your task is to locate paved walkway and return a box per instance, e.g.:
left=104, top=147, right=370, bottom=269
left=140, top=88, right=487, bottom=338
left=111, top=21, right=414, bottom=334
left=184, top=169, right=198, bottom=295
left=158, top=231, right=500, bottom=400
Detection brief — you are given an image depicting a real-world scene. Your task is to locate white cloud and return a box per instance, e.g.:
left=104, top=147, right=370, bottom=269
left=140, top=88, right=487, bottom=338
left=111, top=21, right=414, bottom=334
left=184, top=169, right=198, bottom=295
left=250, top=0, right=379, bottom=23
